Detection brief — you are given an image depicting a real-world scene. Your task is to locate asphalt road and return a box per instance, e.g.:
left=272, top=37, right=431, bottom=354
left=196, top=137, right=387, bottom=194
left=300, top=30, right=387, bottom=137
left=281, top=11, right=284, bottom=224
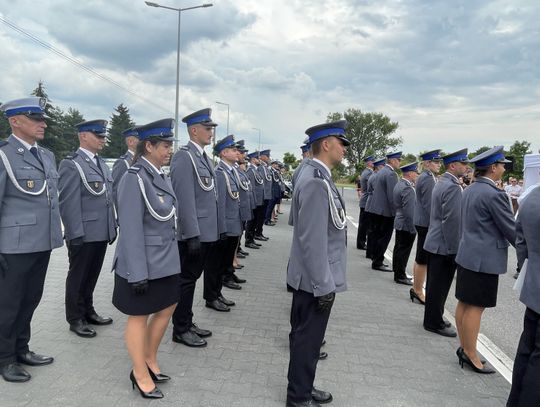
left=340, top=186, right=523, bottom=362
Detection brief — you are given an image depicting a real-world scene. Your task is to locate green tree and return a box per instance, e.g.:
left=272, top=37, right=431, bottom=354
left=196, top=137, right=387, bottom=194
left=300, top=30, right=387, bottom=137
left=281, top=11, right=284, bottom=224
left=283, top=152, right=299, bottom=169
left=506, top=140, right=532, bottom=180
left=57, top=108, right=85, bottom=158
left=102, top=103, right=135, bottom=158
left=0, top=107, right=11, bottom=139
left=327, top=108, right=401, bottom=173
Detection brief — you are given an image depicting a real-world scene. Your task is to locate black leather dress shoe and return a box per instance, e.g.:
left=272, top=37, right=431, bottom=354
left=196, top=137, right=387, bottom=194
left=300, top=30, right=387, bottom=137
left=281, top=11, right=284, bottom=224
left=206, top=300, right=230, bottom=312
left=424, top=325, right=457, bottom=337
left=395, top=277, right=413, bottom=286
left=172, top=330, right=207, bottom=347
left=318, top=351, right=328, bottom=360
left=17, top=351, right=53, bottom=366
left=218, top=295, right=236, bottom=306
left=190, top=323, right=212, bottom=338
left=286, top=399, right=321, bottom=407
left=311, top=387, right=333, bottom=404
left=69, top=319, right=97, bottom=338
left=245, top=242, right=260, bottom=249
left=264, top=221, right=275, bottom=226
left=238, top=248, right=249, bottom=256
left=232, top=274, right=246, bottom=284
left=1, top=363, right=31, bottom=382
left=254, top=235, right=268, bottom=241
left=253, top=241, right=262, bottom=246
left=372, top=264, right=392, bottom=272
left=236, top=252, right=246, bottom=259
left=223, top=279, right=242, bottom=290
left=86, top=313, right=113, bottom=325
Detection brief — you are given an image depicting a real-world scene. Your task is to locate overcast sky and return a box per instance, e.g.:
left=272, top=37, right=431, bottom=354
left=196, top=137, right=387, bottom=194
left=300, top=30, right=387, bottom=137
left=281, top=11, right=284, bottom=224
left=1, top=0, right=539, bottom=159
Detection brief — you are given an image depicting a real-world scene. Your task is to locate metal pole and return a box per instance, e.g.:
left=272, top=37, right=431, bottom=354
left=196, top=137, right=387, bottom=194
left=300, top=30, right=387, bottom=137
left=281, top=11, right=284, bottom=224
left=174, top=9, right=182, bottom=150
left=258, top=129, right=261, bottom=151
left=226, top=104, right=230, bottom=135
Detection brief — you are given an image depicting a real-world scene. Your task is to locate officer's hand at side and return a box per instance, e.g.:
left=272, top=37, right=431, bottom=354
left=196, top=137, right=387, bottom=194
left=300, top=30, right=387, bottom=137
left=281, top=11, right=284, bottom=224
left=0, top=254, right=8, bottom=277
left=131, top=279, right=149, bottom=296
left=220, top=233, right=228, bottom=241
left=187, top=237, right=201, bottom=256
left=316, top=292, right=335, bottom=313
left=69, top=237, right=84, bottom=247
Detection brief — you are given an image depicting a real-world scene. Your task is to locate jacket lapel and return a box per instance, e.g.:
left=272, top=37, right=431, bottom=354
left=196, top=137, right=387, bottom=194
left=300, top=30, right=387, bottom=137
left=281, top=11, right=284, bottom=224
left=8, top=135, right=44, bottom=173
left=77, top=148, right=102, bottom=176
left=139, top=159, right=175, bottom=198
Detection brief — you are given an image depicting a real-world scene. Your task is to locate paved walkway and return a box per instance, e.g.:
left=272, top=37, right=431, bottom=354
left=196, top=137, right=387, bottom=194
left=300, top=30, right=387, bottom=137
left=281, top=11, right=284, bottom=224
left=0, top=200, right=511, bottom=406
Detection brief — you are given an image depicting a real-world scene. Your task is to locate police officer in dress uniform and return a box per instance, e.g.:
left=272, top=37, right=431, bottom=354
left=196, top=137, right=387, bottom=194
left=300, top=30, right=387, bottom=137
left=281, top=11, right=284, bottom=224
left=256, top=149, right=272, bottom=239
left=112, top=118, right=180, bottom=399
left=392, top=162, right=419, bottom=285
left=422, top=149, right=469, bottom=336
left=245, top=152, right=265, bottom=249
left=286, top=120, right=349, bottom=407
left=112, top=126, right=139, bottom=205
left=356, top=156, right=374, bottom=250
left=0, top=97, right=63, bottom=382
left=455, top=146, right=515, bottom=374
left=58, top=119, right=117, bottom=338
left=204, top=135, right=243, bottom=310
left=264, top=160, right=282, bottom=225
left=369, top=152, right=402, bottom=272
left=364, top=158, right=386, bottom=260
left=169, top=108, right=218, bottom=346
left=411, top=150, right=442, bottom=305
left=507, top=186, right=540, bottom=406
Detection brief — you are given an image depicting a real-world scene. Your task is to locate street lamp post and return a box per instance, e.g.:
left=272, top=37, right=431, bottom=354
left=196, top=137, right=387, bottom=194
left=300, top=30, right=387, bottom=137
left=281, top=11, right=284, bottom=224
left=215, top=101, right=230, bottom=135
left=252, top=127, right=261, bottom=152
left=145, top=1, right=213, bottom=149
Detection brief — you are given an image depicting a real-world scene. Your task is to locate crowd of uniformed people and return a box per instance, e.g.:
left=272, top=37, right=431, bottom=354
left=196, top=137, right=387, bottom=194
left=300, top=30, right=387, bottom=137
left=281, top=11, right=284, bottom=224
left=1, top=96, right=539, bottom=407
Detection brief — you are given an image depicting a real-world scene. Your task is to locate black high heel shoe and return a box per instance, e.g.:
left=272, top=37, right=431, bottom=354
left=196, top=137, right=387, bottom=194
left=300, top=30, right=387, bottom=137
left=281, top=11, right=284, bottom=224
left=147, top=364, right=171, bottom=383
left=129, top=370, right=164, bottom=399
left=409, top=288, right=425, bottom=305
left=456, top=347, right=486, bottom=364
left=457, top=350, right=495, bottom=374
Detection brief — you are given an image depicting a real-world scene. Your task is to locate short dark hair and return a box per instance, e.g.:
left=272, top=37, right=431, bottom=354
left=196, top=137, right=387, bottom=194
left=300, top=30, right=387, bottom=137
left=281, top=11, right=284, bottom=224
left=474, top=167, right=490, bottom=178
left=311, top=139, right=324, bottom=155
left=133, top=137, right=165, bottom=163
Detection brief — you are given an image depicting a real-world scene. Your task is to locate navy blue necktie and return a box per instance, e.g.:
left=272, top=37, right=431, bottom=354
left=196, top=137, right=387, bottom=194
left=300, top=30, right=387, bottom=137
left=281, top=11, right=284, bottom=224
left=30, top=146, right=42, bottom=164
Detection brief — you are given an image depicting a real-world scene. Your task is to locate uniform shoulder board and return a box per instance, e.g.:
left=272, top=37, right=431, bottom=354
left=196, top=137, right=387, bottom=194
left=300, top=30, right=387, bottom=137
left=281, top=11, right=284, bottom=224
left=313, top=168, right=324, bottom=179
left=180, top=146, right=189, bottom=151
left=65, top=151, right=78, bottom=160
left=0, top=140, right=8, bottom=148
left=128, top=165, right=141, bottom=174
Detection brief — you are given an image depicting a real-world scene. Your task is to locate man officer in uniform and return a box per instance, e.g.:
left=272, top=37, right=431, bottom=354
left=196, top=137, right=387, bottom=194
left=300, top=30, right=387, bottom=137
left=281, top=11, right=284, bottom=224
left=369, top=152, right=402, bottom=272
left=255, top=149, right=272, bottom=239
left=356, top=156, right=374, bottom=250
left=58, top=120, right=117, bottom=338
left=423, top=149, right=469, bottom=337
left=170, top=108, right=218, bottom=346
left=245, top=152, right=265, bottom=249
left=111, top=126, right=139, bottom=204
left=0, top=97, right=63, bottom=382
left=364, top=158, right=386, bottom=260
left=286, top=120, right=349, bottom=407
left=392, top=162, right=419, bottom=285
left=291, top=138, right=311, bottom=189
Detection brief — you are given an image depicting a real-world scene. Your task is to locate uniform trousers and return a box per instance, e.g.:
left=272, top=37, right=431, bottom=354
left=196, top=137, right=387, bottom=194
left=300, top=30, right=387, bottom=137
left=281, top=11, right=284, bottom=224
left=204, top=236, right=238, bottom=301
left=507, top=307, right=540, bottom=407
left=247, top=204, right=265, bottom=241
left=0, top=251, right=51, bottom=366
left=287, top=289, right=331, bottom=403
left=392, top=230, right=416, bottom=280
left=356, top=207, right=369, bottom=249
left=365, top=211, right=376, bottom=258
left=65, top=241, right=108, bottom=323
left=255, top=200, right=269, bottom=236
left=172, top=241, right=214, bottom=334
left=423, top=252, right=456, bottom=330
left=370, top=214, right=395, bottom=267
left=264, top=197, right=278, bottom=222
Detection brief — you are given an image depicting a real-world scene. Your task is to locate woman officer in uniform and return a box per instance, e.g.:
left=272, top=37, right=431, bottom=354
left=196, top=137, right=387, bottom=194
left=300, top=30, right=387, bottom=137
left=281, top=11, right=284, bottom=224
left=112, top=118, right=180, bottom=399
left=454, top=146, right=515, bottom=374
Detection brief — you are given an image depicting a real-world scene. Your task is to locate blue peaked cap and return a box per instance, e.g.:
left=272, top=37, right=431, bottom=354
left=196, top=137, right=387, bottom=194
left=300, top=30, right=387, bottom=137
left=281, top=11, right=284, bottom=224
left=469, top=146, right=510, bottom=167
left=260, top=149, right=271, bottom=157
left=182, top=108, right=217, bottom=127
left=134, top=118, right=176, bottom=141
left=122, top=126, right=138, bottom=138
left=442, top=148, right=469, bottom=165
left=305, top=120, right=350, bottom=146
left=373, top=158, right=386, bottom=166
left=363, top=155, right=374, bottom=162
left=214, top=135, right=236, bottom=154
left=76, top=119, right=108, bottom=135
left=386, top=151, right=402, bottom=159
left=247, top=151, right=259, bottom=160
left=420, top=149, right=442, bottom=161
left=1, top=97, right=47, bottom=119
left=400, top=162, right=419, bottom=173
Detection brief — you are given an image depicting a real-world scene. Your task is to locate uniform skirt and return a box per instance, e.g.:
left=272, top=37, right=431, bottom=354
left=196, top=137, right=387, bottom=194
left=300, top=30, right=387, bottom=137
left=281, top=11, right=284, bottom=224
left=414, top=225, right=430, bottom=265
left=113, top=273, right=180, bottom=316
left=455, top=265, right=499, bottom=308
